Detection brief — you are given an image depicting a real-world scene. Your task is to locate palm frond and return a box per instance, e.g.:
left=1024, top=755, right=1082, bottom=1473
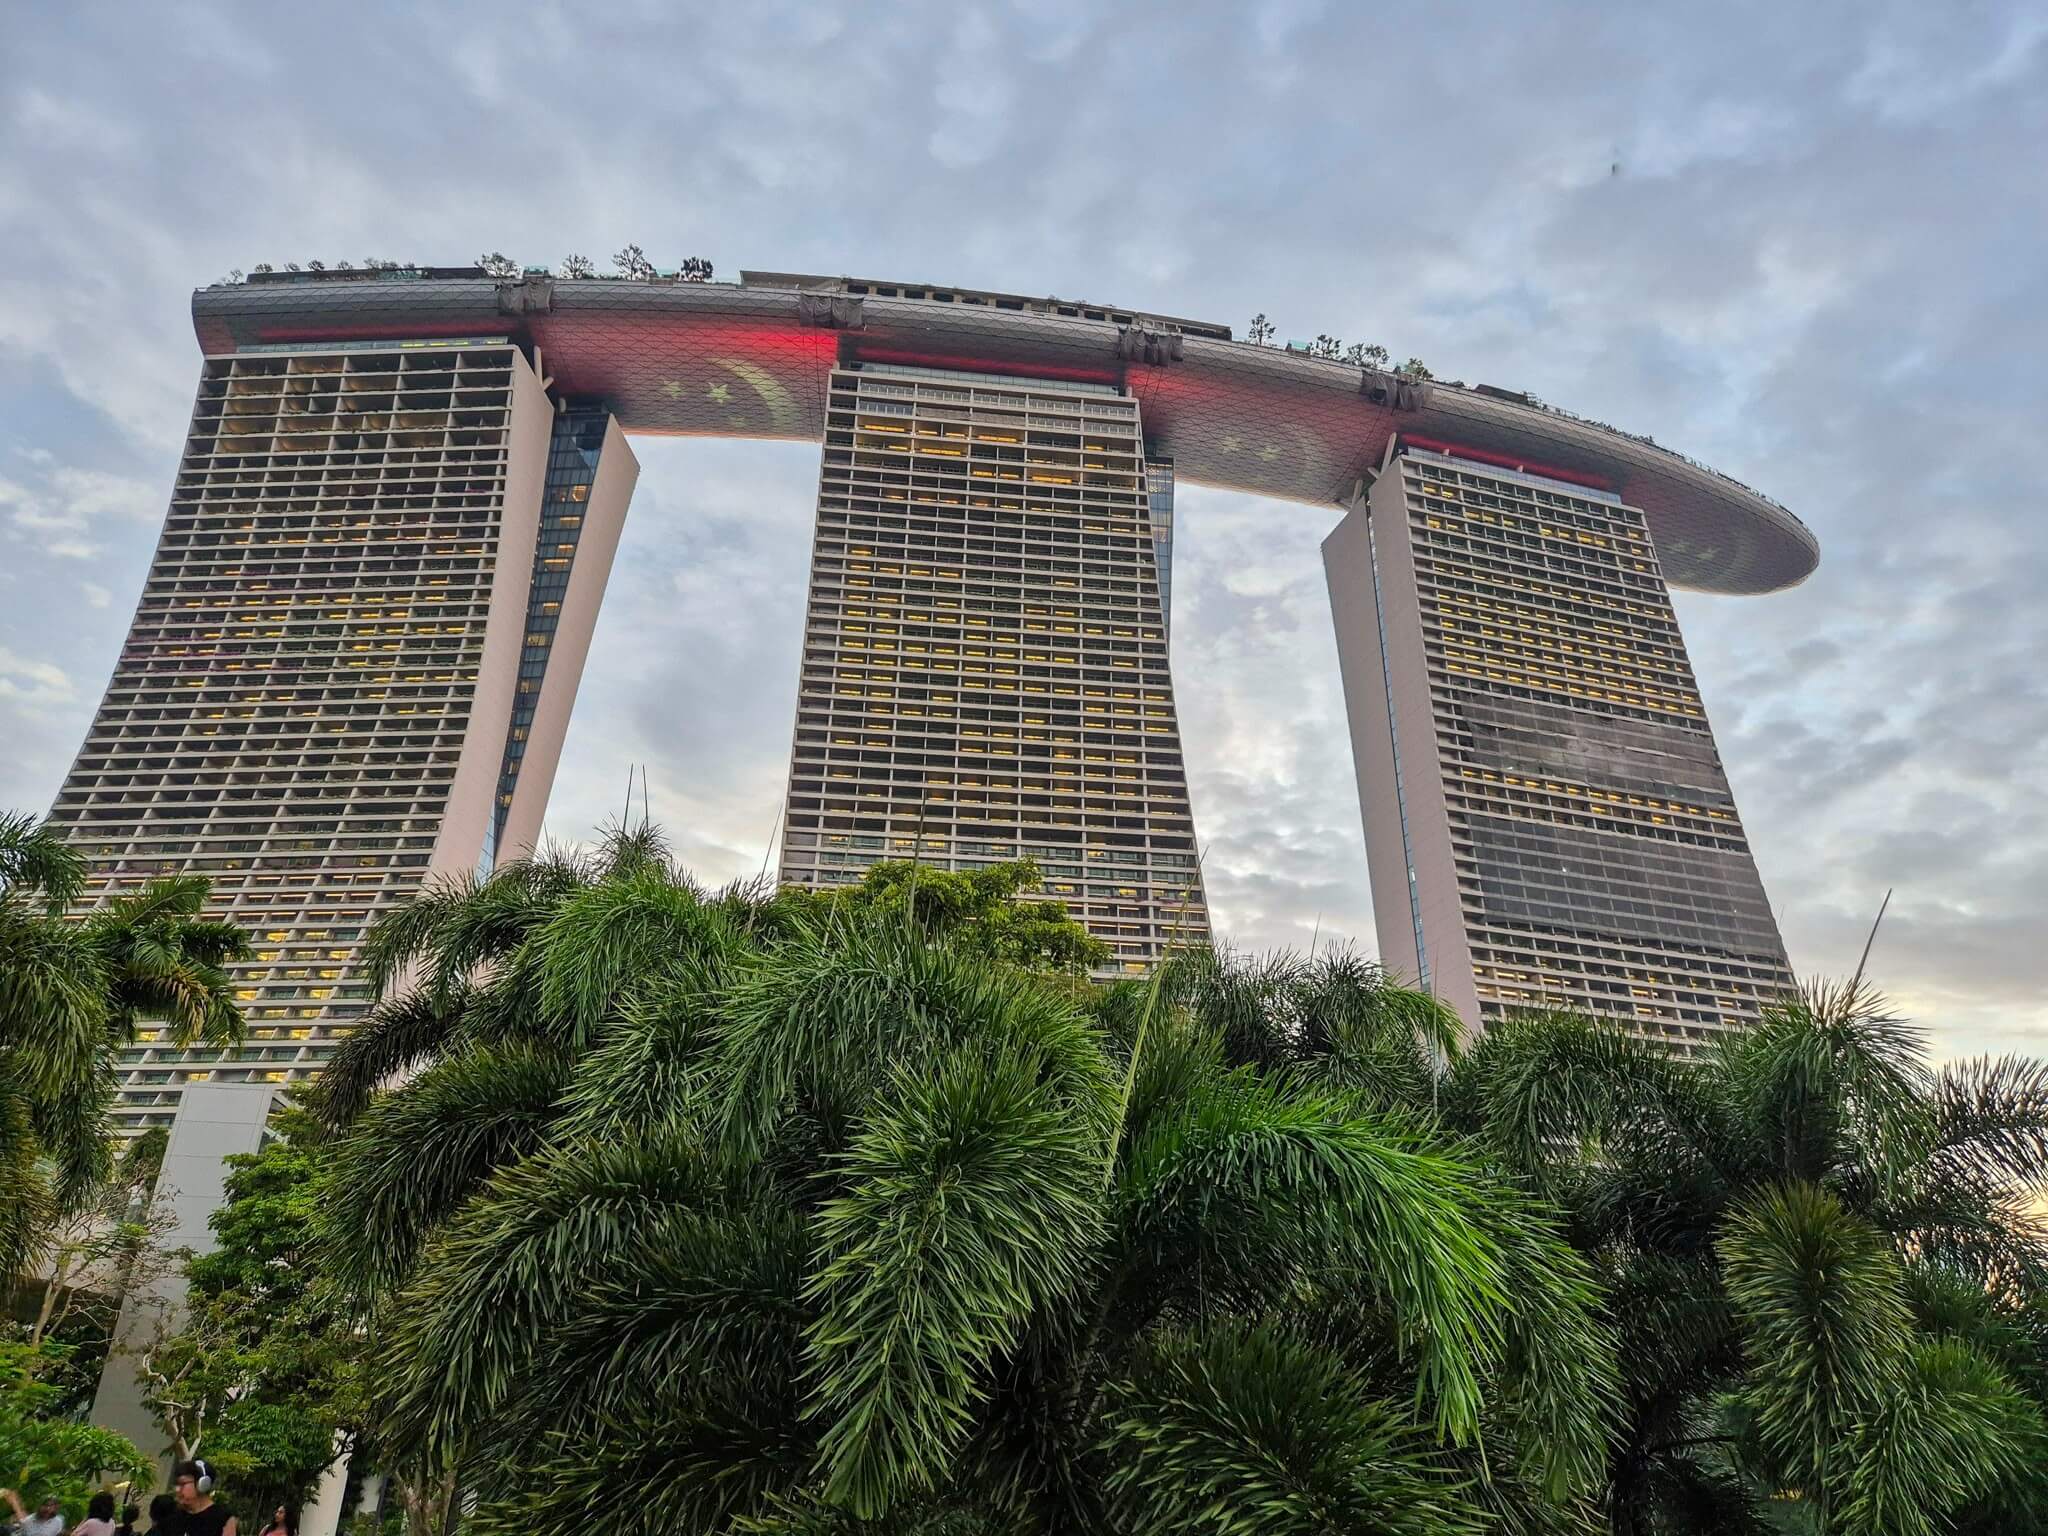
left=312, top=982, right=476, bottom=1128
left=467, top=1382, right=810, bottom=1536
left=1117, top=1073, right=1510, bottom=1443
left=0, top=1081, right=57, bottom=1279
left=1718, top=1181, right=1916, bottom=1515
left=1096, top=1323, right=1483, bottom=1536
left=1717, top=979, right=1931, bottom=1193
left=710, top=921, right=1114, bottom=1170
left=550, top=964, right=727, bottom=1142
left=369, top=1129, right=732, bottom=1465
left=801, top=1043, right=1106, bottom=1517
left=0, top=810, right=86, bottom=908
left=358, top=871, right=483, bottom=998
left=1840, top=1336, right=2046, bottom=1536
left=1441, top=1008, right=1727, bottom=1193
left=317, top=1044, right=570, bottom=1302
left=534, top=866, right=741, bottom=1046
left=1926, top=1055, right=2048, bottom=1191
left=0, top=904, right=111, bottom=1095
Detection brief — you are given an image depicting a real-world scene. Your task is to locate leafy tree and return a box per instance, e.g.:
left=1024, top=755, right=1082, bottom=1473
left=475, top=252, right=518, bottom=279
left=139, top=1099, right=358, bottom=1516
left=1247, top=313, right=1275, bottom=346
left=10, top=1130, right=175, bottom=1416
left=558, top=254, right=595, bottom=279
left=309, top=831, right=1616, bottom=1535
left=1400, top=357, right=1434, bottom=379
left=0, top=1343, right=151, bottom=1513
left=612, top=244, right=656, bottom=280
left=1309, top=333, right=1344, bottom=359
left=1441, top=985, right=2048, bottom=1534
left=2, top=813, right=246, bottom=1281
left=769, top=858, right=1110, bottom=971
left=1344, top=341, right=1391, bottom=369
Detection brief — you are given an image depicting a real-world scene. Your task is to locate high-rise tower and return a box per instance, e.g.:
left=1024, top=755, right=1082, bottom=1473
left=777, top=365, right=1209, bottom=972
left=48, top=338, right=635, bottom=1129
left=1324, top=444, right=1792, bottom=1049
left=47, top=265, right=1819, bottom=1124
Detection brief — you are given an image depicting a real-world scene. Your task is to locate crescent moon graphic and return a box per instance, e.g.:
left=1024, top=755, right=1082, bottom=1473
left=716, top=358, right=801, bottom=437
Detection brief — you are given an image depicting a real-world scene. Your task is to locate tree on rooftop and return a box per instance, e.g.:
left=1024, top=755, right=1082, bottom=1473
left=1247, top=313, right=1275, bottom=346
left=612, top=244, right=656, bottom=280
left=477, top=252, right=519, bottom=279
left=559, top=254, right=595, bottom=279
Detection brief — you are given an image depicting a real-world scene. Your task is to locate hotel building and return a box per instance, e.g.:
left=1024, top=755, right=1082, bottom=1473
left=777, top=366, right=1207, bottom=972
left=46, top=265, right=1818, bottom=1125
left=46, top=336, right=634, bottom=1128
left=1324, top=445, right=1792, bottom=1046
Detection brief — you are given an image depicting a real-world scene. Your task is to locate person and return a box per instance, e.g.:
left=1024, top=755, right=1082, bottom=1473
left=145, top=1495, right=179, bottom=1536
left=168, top=1464, right=232, bottom=1536
left=70, top=1496, right=116, bottom=1536
left=115, top=1505, right=140, bottom=1536
left=257, top=1512, right=287, bottom=1536
left=2, top=1490, right=66, bottom=1536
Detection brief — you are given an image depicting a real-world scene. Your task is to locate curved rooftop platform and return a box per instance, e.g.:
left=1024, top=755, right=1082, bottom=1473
left=192, top=269, right=1816, bottom=595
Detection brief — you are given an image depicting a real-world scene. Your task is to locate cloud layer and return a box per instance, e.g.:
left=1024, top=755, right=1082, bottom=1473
left=2, top=0, right=2042, bottom=1056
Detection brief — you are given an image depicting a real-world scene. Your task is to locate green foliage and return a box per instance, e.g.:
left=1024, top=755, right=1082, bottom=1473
left=772, top=858, right=1111, bottom=972
left=1449, top=983, right=2048, bottom=1535
left=296, top=827, right=2048, bottom=1535
left=141, top=1099, right=356, bottom=1517
left=310, top=839, right=1610, bottom=1534
left=0, top=1343, right=151, bottom=1509
left=1, top=812, right=247, bottom=1282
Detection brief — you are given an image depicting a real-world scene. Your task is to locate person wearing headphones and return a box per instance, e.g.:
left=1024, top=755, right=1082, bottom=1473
left=169, top=1464, right=233, bottom=1536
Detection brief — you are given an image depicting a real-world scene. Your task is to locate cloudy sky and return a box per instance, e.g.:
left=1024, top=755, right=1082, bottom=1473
left=3, top=2, right=2043, bottom=1057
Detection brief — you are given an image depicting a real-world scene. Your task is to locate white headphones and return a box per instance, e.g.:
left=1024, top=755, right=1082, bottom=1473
left=191, top=1461, right=214, bottom=1496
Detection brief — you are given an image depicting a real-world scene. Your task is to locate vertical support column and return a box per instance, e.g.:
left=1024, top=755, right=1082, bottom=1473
left=490, top=411, right=640, bottom=866
left=92, top=1083, right=276, bottom=1471
left=1324, top=486, right=1479, bottom=1026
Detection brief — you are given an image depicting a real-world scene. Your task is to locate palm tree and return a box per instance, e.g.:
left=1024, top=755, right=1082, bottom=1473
left=313, top=841, right=1617, bottom=1534
left=1440, top=987, right=2048, bottom=1533
left=1, top=812, right=248, bottom=1281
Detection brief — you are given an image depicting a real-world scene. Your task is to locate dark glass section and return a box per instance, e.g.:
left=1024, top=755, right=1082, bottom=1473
left=1146, top=457, right=1175, bottom=638
left=485, top=407, right=608, bottom=868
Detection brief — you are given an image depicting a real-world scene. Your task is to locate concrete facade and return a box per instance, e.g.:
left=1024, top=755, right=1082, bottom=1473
left=47, top=341, right=630, bottom=1128
left=1326, top=446, right=1793, bottom=1048
left=777, top=365, right=1209, bottom=972
left=47, top=266, right=1820, bottom=1125
left=92, top=1083, right=276, bottom=1464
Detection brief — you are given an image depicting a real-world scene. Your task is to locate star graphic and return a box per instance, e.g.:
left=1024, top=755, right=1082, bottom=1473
left=1219, top=434, right=1241, bottom=453
left=661, top=380, right=683, bottom=399
left=1258, top=445, right=1280, bottom=462
left=707, top=383, right=732, bottom=403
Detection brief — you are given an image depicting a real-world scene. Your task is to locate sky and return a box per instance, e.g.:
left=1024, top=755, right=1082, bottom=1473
left=1, top=1, right=2043, bottom=1059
